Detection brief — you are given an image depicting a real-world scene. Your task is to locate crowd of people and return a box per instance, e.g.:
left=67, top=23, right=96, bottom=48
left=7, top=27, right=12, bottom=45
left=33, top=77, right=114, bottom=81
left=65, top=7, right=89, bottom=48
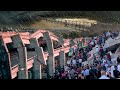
left=53, top=31, right=120, bottom=79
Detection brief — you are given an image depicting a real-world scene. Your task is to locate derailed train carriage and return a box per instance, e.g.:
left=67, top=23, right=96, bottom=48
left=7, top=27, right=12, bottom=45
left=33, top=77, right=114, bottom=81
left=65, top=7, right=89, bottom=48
left=0, top=30, right=74, bottom=79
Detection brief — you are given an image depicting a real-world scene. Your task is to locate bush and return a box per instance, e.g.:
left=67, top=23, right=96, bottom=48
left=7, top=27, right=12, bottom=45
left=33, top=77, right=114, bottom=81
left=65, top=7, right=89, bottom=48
left=69, top=31, right=81, bottom=39
left=88, top=33, right=98, bottom=37
left=81, top=31, right=89, bottom=37
left=62, top=33, right=69, bottom=39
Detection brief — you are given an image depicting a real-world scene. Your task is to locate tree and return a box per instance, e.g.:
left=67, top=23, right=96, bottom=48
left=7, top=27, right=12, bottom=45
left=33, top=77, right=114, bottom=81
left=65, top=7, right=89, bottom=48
left=62, top=33, right=69, bottom=39
left=88, top=33, right=98, bottom=37
left=69, top=31, right=80, bottom=39
left=81, top=31, right=89, bottom=37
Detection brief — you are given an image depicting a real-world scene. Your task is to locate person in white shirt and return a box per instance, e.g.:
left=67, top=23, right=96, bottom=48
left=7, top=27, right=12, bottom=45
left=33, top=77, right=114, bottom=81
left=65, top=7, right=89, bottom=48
left=102, top=56, right=106, bottom=63
left=79, top=58, right=82, bottom=66
left=99, top=70, right=110, bottom=79
left=103, top=44, right=106, bottom=52
left=84, top=68, right=90, bottom=76
left=79, top=58, right=82, bottom=63
left=81, top=70, right=84, bottom=75
left=107, top=31, right=111, bottom=37
left=117, top=63, right=120, bottom=72
left=96, top=47, right=99, bottom=54
left=108, top=51, right=112, bottom=56
left=72, top=59, right=76, bottom=66
left=103, top=59, right=106, bottom=64
left=110, top=64, right=115, bottom=78
left=105, top=62, right=109, bottom=71
left=94, top=39, right=97, bottom=45
left=91, top=41, right=94, bottom=46
left=67, top=59, right=71, bottom=65
left=84, top=66, right=90, bottom=79
left=106, top=66, right=111, bottom=75
left=64, top=65, right=70, bottom=72
left=81, top=67, right=85, bottom=75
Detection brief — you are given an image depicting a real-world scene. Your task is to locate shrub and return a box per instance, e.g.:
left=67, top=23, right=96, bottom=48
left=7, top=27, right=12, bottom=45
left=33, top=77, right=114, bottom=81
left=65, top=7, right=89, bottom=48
left=69, top=31, right=81, bottom=39
left=62, top=33, right=69, bottom=39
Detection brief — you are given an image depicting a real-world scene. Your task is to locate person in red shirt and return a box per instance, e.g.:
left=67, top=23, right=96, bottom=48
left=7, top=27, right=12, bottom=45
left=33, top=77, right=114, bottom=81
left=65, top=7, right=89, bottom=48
left=77, top=52, right=81, bottom=58
left=77, top=67, right=82, bottom=74
left=107, top=53, right=111, bottom=61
